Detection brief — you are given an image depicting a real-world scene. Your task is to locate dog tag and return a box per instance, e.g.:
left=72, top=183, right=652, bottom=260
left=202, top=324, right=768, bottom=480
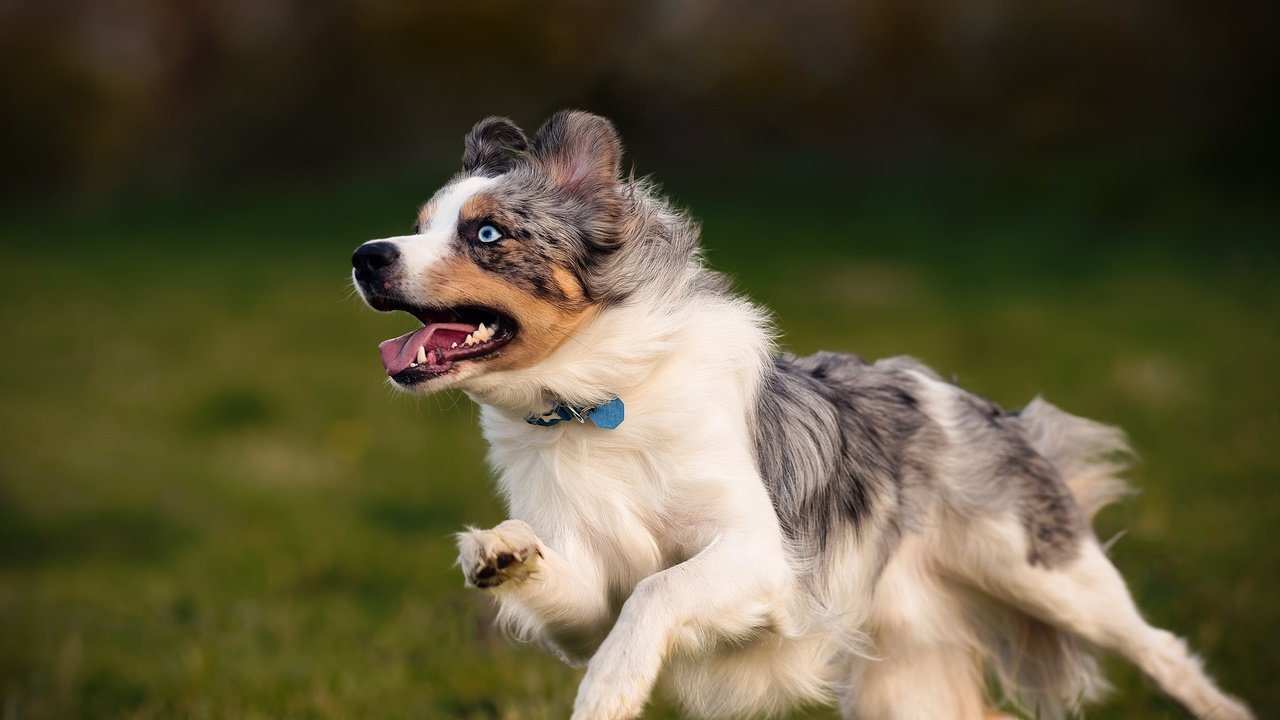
left=587, top=397, right=625, bottom=430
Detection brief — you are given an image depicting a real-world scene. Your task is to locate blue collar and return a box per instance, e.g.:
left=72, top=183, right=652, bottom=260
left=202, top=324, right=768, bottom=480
left=525, top=396, right=625, bottom=430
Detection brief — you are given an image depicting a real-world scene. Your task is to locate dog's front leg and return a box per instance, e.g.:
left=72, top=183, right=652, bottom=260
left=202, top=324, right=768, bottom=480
left=571, top=533, right=788, bottom=720
left=457, top=520, right=613, bottom=661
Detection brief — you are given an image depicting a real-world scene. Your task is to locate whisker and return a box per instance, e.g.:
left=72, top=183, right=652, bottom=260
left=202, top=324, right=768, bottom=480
left=548, top=324, right=594, bottom=353
left=443, top=389, right=465, bottom=413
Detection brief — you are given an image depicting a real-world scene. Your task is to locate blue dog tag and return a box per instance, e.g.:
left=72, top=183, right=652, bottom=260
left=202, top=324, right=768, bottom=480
left=587, top=397, right=625, bottom=430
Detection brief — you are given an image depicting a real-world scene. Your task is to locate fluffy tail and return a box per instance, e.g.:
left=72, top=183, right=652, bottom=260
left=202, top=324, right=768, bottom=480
left=1019, top=396, right=1135, bottom=522
left=975, top=398, right=1136, bottom=718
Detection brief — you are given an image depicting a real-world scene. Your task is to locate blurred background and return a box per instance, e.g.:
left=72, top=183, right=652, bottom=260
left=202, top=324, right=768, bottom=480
left=1, top=1, right=1276, bottom=718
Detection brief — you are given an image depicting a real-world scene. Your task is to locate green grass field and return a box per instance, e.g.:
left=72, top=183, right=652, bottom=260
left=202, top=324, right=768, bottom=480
left=1, top=164, right=1276, bottom=718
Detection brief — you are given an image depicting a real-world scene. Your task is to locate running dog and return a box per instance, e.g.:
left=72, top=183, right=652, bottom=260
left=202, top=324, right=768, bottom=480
left=351, top=111, right=1252, bottom=720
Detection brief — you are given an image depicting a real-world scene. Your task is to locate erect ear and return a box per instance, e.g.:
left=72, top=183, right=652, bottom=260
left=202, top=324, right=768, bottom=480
left=531, top=110, right=622, bottom=199
left=462, top=116, right=529, bottom=176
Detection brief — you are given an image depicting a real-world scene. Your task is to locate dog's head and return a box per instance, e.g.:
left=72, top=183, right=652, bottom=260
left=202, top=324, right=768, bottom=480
left=352, top=111, right=626, bottom=393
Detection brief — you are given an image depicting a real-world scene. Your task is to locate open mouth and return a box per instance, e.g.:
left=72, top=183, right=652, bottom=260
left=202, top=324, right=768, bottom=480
left=376, top=303, right=517, bottom=385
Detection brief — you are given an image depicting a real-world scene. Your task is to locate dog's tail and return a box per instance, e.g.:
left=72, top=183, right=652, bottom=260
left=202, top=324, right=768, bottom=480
left=973, top=398, right=1135, bottom=718
left=1019, top=396, right=1135, bottom=522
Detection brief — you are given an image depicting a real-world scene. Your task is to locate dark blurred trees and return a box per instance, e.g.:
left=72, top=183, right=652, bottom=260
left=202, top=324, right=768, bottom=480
left=0, top=0, right=1273, bottom=199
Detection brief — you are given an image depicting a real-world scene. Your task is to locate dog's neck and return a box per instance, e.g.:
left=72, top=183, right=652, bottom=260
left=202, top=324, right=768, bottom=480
left=464, top=281, right=774, bottom=423
left=463, top=291, right=683, bottom=417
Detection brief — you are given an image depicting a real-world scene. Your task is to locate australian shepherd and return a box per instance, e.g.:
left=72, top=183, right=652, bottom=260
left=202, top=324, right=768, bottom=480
left=351, top=111, right=1251, bottom=720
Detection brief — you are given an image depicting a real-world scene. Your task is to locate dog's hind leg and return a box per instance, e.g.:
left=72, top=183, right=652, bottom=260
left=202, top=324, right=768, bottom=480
left=957, top=522, right=1252, bottom=720
left=843, top=641, right=988, bottom=720
left=844, top=537, right=991, bottom=720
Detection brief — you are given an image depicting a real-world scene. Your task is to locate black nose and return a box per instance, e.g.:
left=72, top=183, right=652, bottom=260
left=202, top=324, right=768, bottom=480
left=352, top=242, right=401, bottom=276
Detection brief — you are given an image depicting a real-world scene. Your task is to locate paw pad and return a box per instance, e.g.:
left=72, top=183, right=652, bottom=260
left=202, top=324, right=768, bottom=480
left=457, top=523, right=541, bottom=589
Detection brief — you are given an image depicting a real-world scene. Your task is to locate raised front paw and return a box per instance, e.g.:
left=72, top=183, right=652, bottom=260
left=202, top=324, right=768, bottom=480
left=456, top=519, right=543, bottom=589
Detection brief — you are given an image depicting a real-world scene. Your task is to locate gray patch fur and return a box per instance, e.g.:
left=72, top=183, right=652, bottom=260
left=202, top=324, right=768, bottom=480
left=753, top=352, right=1097, bottom=568
left=752, top=352, right=941, bottom=558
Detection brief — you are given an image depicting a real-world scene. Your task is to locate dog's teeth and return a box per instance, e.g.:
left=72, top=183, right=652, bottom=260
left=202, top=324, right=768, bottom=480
left=463, top=333, right=476, bottom=346
left=416, top=346, right=427, bottom=364
left=477, top=323, right=487, bottom=336
left=451, top=342, right=458, bottom=349
left=409, top=362, right=418, bottom=368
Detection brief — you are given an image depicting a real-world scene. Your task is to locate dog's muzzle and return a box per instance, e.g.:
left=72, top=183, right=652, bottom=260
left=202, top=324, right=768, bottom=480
left=351, top=241, right=401, bottom=292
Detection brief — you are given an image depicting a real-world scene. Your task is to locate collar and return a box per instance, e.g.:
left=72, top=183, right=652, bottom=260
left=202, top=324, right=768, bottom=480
left=525, top=396, right=625, bottom=430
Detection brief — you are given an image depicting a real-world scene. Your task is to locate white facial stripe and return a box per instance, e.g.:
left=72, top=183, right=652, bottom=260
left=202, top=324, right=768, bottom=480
left=360, top=174, right=501, bottom=273
left=425, top=175, right=499, bottom=236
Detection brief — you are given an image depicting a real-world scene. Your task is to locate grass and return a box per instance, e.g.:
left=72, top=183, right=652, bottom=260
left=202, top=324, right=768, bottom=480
left=0, top=162, right=1276, bottom=718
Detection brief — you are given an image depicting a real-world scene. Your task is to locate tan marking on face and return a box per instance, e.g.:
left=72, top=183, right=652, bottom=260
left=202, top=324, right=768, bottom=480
left=459, top=194, right=498, bottom=222
left=552, top=265, right=584, bottom=301
left=418, top=258, right=598, bottom=372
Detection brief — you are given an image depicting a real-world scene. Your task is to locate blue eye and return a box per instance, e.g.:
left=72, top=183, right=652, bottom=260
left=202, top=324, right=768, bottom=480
left=477, top=225, right=502, bottom=243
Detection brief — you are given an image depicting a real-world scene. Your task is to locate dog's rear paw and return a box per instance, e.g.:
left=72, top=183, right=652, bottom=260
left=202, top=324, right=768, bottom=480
left=456, top=519, right=542, bottom=589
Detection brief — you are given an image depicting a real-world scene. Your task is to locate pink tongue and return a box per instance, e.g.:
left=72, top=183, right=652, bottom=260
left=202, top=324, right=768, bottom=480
left=378, top=323, right=475, bottom=376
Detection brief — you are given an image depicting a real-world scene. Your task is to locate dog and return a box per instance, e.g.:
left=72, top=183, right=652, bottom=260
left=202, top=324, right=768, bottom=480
left=351, top=111, right=1252, bottom=720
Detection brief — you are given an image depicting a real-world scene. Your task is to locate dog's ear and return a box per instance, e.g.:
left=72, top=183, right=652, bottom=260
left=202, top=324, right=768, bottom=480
left=531, top=110, right=622, bottom=200
left=462, top=116, right=529, bottom=176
